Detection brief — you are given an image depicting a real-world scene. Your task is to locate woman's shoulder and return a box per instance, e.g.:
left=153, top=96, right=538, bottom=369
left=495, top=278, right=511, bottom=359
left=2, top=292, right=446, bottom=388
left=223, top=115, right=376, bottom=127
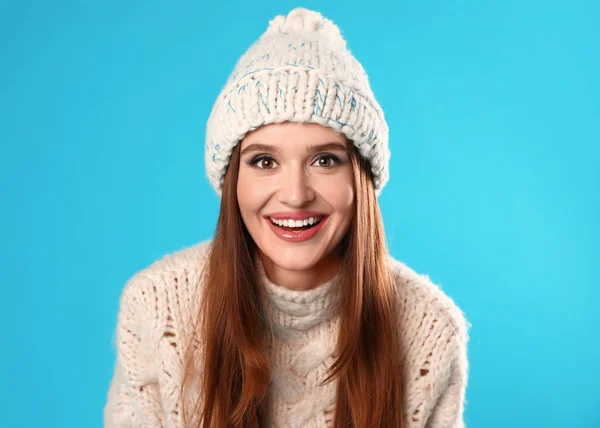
left=116, top=239, right=213, bottom=329
left=386, top=254, right=470, bottom=341
left=131, top=238, right=212, bottom=282
left=125, top=238, right=212, bottom=286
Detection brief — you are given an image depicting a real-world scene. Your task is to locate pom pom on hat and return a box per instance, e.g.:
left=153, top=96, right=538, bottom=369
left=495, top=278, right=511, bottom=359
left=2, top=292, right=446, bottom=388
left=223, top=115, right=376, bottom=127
left=263, top=8, right=347, bottom=49
left=205, top=8, right=390, bottom=197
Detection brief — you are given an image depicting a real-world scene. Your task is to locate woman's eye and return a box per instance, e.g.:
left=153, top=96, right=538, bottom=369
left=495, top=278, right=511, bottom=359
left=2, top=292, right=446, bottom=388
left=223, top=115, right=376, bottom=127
left=248, top=156, right=278, bottom=169
left=312, top=155, right=340, bottom=169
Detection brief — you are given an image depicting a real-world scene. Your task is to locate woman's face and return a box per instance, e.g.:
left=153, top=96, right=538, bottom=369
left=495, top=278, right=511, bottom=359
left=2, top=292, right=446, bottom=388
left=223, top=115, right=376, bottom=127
left=237, top=122, right=354, bottom=280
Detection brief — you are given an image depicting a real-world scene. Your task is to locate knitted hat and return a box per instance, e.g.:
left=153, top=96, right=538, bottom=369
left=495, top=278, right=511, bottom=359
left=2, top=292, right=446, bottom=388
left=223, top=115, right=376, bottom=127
left=205, top=8, right=390, bottom=197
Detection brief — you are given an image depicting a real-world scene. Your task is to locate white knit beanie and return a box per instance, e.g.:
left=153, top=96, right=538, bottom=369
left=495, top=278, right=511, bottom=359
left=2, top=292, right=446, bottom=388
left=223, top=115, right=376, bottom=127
left=205, top=8, right=390, bottom=197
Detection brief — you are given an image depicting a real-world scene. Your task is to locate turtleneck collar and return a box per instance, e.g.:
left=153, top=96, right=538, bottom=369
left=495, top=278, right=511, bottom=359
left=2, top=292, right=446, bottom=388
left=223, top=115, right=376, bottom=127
left=254, top=254, right=342, bottom=341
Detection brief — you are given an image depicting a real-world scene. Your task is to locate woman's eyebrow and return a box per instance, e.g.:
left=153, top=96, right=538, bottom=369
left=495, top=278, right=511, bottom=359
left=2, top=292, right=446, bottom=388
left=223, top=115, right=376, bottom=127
left=240, top=143, right=280, bottom=157
left=306, top=142, right=348, bottom=154
left=240, top=142, right=347, bottom=157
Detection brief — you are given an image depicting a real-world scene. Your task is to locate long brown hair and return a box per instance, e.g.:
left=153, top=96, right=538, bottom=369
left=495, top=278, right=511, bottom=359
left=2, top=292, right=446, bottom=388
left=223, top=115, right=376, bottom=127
left=182, top=132, right=404, bottom=427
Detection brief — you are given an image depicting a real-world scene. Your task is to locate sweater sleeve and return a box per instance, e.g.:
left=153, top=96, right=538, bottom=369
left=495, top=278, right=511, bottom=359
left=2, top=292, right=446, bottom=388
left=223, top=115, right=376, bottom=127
left=104, top=274, right=164, bottom=428
left=426, top=322, right=469, bottom=428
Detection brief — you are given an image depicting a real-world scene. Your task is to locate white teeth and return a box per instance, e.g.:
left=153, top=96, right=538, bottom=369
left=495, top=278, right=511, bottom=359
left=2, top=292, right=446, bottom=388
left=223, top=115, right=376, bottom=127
left=270, top=216, right=323, bottom=228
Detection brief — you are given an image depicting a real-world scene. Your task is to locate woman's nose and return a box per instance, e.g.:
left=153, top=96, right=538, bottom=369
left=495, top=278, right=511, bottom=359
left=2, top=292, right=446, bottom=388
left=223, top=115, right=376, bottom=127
left=276, top=165, right=315, bottom=206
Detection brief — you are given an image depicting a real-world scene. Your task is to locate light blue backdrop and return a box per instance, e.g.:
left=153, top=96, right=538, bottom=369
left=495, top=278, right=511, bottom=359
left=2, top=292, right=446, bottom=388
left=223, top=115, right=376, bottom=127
left=1, top=0, right=598, bottom=427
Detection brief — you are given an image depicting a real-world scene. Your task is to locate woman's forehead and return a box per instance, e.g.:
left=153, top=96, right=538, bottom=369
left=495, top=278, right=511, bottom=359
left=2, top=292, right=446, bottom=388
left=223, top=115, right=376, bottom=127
left=240, top=122, right=346, bottom=149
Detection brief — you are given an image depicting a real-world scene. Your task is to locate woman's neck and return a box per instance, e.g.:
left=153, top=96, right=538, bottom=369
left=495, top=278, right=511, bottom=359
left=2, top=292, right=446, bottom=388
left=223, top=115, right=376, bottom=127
left=254, top=253, right=342, bottom=342
left=257, top=250, right=343, bottom=291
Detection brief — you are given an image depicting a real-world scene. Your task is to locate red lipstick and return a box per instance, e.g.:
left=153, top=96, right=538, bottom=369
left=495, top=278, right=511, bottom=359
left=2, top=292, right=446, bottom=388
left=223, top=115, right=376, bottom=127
left=265, top=215, right=329, bottom=243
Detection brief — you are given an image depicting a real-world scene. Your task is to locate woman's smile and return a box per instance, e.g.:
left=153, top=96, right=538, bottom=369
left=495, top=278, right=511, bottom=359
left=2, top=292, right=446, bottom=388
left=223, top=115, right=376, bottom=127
left=264, top=213, right=330, bottom=243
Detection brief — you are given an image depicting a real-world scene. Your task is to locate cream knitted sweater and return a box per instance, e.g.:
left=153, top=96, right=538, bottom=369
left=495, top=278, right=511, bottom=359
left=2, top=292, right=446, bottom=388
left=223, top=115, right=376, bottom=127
left=104, top=240, right=470, bottom=428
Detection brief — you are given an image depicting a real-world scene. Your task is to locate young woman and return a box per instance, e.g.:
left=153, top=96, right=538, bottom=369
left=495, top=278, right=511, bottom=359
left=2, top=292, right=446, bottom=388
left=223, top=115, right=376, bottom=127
left=104, top=8, right=470, bottom=428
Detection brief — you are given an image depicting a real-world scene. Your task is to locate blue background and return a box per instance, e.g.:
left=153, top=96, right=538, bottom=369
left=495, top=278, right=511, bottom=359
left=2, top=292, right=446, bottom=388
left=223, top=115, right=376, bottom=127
left=1, top=0, right=598, bottom=427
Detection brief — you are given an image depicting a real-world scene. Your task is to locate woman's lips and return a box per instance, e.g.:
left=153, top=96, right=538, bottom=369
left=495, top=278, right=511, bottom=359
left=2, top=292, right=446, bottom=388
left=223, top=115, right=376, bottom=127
left=265, top=216, right=328, bottom=243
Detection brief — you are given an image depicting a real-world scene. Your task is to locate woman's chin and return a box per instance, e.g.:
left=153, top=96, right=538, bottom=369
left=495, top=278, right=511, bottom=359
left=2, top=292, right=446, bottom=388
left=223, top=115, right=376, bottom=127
left=265, top=253, right=319, bottom=272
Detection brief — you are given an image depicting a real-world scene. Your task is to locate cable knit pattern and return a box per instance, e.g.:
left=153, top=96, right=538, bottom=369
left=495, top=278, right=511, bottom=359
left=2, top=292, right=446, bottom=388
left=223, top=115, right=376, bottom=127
left=257, top=254, right=341, bottom=427
left=104, top=240, right=470, bottom=428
